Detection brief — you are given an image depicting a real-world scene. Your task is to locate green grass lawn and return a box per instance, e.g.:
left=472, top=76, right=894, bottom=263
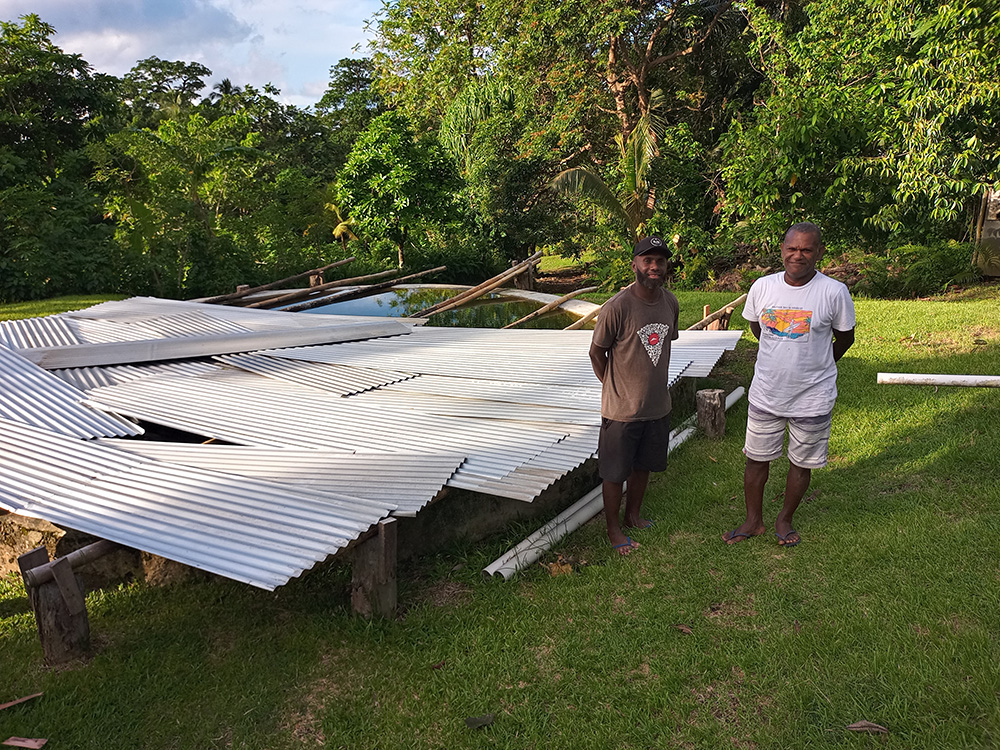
left=1, top=290, right=999, bottom=748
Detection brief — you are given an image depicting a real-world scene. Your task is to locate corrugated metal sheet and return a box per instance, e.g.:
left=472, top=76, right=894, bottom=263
left=52, top=360, right=225, bottom=391
left=0, top=343, right=141, bottom=438
left=84, top=371, right=569, bottom=487
left=0, top=418, right=398, bottom=590
left=0, top=315, right=82, bottom=348
left=96, top=442, right=464, bottom=516
left=216, top=353, right=416, bottom=396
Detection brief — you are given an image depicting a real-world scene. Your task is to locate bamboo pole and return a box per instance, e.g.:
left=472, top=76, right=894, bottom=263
left=200, top=258, right=355, bottom=305
left=501, top=286, right=598, bottom=329
left=409, top=251, right=543, bottom=318
left=283, top=266, right=448, bottom=313
left=686, top=293, right=748, bottom=330
left=245, top=269, right=400, bottom=309
left=563, top=304, right=602, bottom=330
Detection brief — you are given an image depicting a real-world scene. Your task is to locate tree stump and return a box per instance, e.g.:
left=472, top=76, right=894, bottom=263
left=696, top=388, right=727, bottom=439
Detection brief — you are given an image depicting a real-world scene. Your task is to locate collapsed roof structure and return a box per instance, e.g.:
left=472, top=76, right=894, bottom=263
left=1, top=297, right=742, bottom=590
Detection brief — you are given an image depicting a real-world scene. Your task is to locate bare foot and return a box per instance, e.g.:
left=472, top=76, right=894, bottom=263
left=722, top=524, right=766, bottom=545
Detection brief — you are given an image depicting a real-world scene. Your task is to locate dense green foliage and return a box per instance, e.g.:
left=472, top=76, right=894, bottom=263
left=1, top=3, right=997, bottom=303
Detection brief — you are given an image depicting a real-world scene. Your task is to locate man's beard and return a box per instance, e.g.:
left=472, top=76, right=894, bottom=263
left=635, top=269, right=665, bottom=290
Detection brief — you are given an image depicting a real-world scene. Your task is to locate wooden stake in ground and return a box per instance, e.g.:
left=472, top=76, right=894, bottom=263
left=502, top=286, right=598, bottom=329
left=199, top=258, right=355, bottom=305
left=18, top=548, right=90, bottom=665
left=409, top=251, right=542, bottom=319
left=245, top=269, right=399, bottom=309
left=696, top=388, right=726, bottom=438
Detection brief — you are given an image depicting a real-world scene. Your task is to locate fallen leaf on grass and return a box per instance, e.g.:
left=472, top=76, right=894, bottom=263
left=0, top=694, right=42, bottom=712
left=3, top=739, right=47, bottom=749
left=430, top=660, right=446, bottom=670
left=465, top=714, right=495, bottom=729
left=708, top=455, right=717, bottom=463
left=673, top=624, right=693, bottom=635
left=771, top=491, right=784, bottom=504
left=803, top=490, right=819, bottom=504
left=540, top=554, right=585, bottom=576
left=793, top=620, right=801, bottom=634
left=846, top=721, right=888, bottom=734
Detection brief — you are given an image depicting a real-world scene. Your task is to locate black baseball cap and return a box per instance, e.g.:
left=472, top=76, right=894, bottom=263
left=633, top=236, right=668, bottom=257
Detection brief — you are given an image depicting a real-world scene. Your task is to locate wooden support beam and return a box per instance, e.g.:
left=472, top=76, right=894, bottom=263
left=502, top=286, right=598, bottom=329
left=409, top=251, right=542, bottom=318
left=244, top=269, right=399, bottom=309
left=350, top=518, right=398, bottom=618
left=18, top=547, right=91, bottom=665
left=21, top=540, right=120, bottom=589
left=696, top=388, right=727, bottom=438
left=199, top=258, right=355, bottom=305
left=283, top=266, right=447, bottom=313
left=564, top=304, right=602, bottom=330
left=687, top=293, right=748, bottom=331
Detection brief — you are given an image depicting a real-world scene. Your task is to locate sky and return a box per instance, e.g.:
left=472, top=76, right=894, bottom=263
left=1, top=0, right=384, bottom=108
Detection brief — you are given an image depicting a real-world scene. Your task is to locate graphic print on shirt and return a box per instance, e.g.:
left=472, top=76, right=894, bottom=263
left=637, top=323, right=671, bottom=365
left=760, top=308, right=812, bottom=340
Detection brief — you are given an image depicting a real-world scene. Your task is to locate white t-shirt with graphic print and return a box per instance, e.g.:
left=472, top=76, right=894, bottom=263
left=743, top=271, right=855, bottom=417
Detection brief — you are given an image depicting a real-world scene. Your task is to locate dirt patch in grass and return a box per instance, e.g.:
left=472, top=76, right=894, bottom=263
left=704, top=594, right=758, bottom=623
left=281, top=649, right=362, bottom=747
left=687, top=666, right=767, bottom=746
left=895, top=326, right=1000, bottom=355
left=415, top=580, right=474, bottom=608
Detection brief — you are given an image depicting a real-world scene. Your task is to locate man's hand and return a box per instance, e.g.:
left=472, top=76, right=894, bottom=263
left=832, top=327, right=855, bottom=362
left=589, top=343, right=610, bottom=382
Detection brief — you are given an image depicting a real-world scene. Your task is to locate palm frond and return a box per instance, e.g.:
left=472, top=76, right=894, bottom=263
left=550, top=167, right=634, bottom=233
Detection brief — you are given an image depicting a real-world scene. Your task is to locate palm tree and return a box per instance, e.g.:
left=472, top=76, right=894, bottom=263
left=208, top=78, right=242, bottom=104
left=550, top=90, right=666, bottom=247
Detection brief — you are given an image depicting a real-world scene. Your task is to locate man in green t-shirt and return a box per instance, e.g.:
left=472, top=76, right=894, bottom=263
left=589, top=237, right=680, bottom=555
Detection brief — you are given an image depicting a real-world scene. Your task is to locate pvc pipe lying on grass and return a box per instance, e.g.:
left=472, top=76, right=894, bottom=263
left=877, top=373, right=1000, bottom=388
left=483, top=387, right=745, bottom=580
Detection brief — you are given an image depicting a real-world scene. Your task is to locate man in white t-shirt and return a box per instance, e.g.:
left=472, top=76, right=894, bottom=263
left=723, top=222, right=855, bottom=547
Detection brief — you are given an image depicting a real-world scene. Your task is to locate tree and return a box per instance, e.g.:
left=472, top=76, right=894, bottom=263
left=0, top=14, right=117, bottom=302
left=121, top=56, right=212, bottom=127
left=336, top=111, right=457, bottom=267
left=721, top=0, right=1000, bottom=247
left=316, top=58, right=386, bottom=168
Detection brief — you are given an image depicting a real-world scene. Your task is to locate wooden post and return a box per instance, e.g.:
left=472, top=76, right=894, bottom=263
left=235, top=284, right=250, bottom=294
left=18, top=547, right=91, bottom=665
left=696, top=388, right=727, bottom=438
left=351, top=518, right=398, bottom=618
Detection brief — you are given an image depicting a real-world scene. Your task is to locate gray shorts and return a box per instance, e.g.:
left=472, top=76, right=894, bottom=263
left=743, top=404, right=832, bottom=469
left=598, top=414, right=671, bottom=483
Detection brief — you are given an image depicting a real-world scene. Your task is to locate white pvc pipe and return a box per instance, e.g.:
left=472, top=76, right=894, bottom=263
left=877, top=373, right=1000, bottom=388
left=483, top=387, right=745, bottom=580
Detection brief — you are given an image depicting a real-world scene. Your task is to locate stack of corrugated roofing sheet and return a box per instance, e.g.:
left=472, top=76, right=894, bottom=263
left=0, top=343, right=141, bottom=438
left=0, top=418, right=400, bottom=589
left=1, top=295, right=744, bottom=586
left=97, top=442, right=463, bottom=517
left=84, top=369, right=571, bottom=499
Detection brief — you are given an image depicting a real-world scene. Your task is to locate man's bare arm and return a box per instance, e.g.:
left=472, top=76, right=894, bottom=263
left=589, top=343, right=609, bottom=382
left=832, top=327, right=855, bottom=362
left=749, top=321, right=762, bottom=340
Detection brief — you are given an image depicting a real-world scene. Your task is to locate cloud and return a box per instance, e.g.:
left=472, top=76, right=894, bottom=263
left=0, top=0, right=380, bottom=107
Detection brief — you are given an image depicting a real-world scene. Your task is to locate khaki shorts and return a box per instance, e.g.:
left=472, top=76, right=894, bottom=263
left=743, top=404, right=832, bottom=469
left=598, top=414, right=671, bottom=483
